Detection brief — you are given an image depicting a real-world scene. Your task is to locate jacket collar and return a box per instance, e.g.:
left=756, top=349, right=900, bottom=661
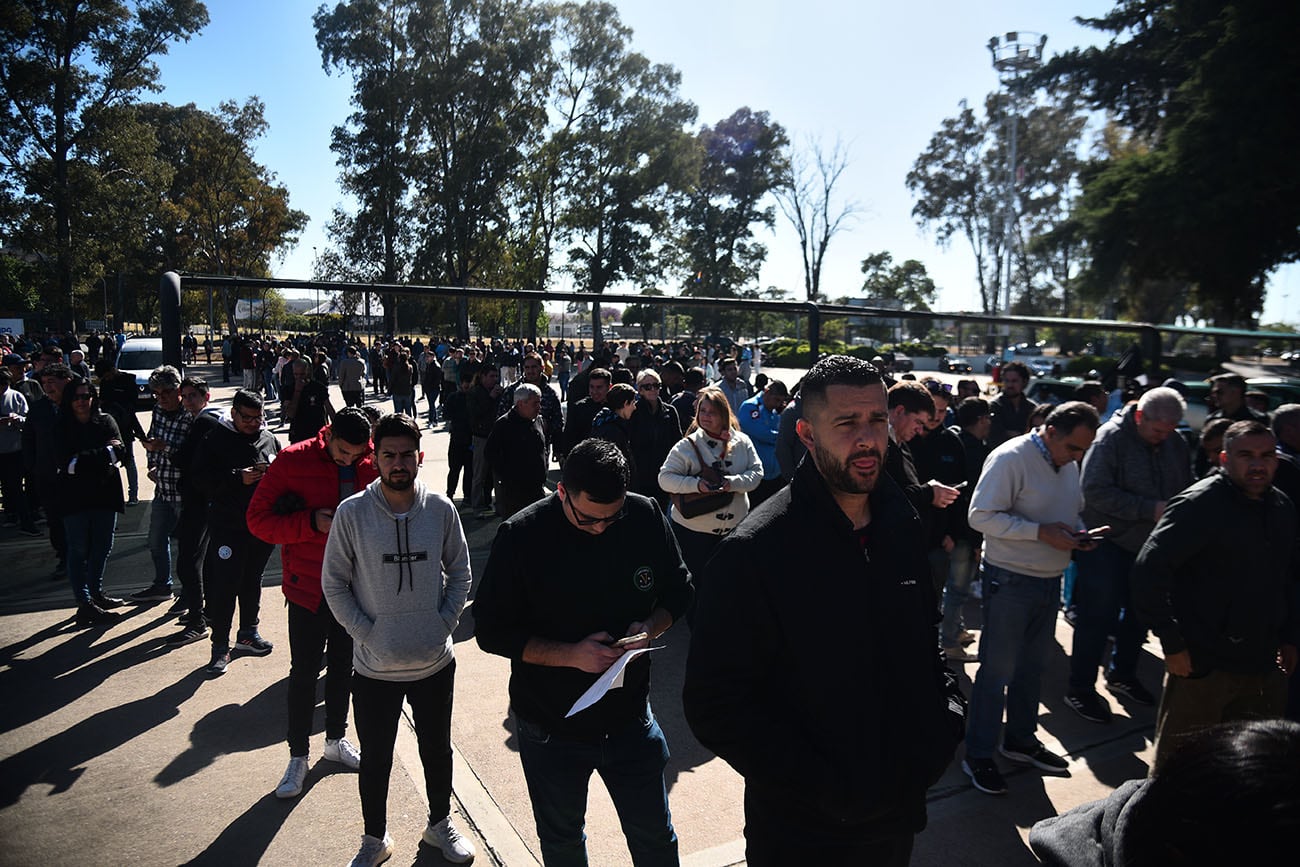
left=789, top=451, right=915, bottom=537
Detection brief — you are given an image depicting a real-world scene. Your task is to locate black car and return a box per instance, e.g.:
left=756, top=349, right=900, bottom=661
left=939, top=355, right=972, bottom=374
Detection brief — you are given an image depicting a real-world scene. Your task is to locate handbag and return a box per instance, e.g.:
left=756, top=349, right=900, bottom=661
left=671, top=437, right=734, bottom=519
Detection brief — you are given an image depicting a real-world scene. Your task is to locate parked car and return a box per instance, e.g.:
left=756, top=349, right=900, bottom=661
left=1028, top=358, right=1056, bottom=378
left=939, top=355, right=972, bottom=374
left=892, top=352, right=913, bottom=373
left=116, top=338, right=165, bottom=408
left=1025, top=376, right=1085, bottom=407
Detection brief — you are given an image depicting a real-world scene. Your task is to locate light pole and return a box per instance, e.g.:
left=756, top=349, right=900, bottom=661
left=987, top=31, right=1046, bottom=353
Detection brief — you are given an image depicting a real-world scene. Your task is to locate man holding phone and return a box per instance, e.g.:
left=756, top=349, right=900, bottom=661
left=1067, top=387, right=1191, bottom=724
left=192, top=389, right=281, bottom=675
left=964, top=401, right=1100, bottom=795
left=475, top=438, right=692, bottom=866
left=247, top=407, right=378, bottom=798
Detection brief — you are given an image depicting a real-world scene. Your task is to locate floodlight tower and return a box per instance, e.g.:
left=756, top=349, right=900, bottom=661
left=987, top=31, right=1046, bottom=346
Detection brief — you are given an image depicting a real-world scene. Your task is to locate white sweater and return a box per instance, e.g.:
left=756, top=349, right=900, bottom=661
left=968, top=433, right=1085, bottom=578
left=658, top=428, right=764, bottom=536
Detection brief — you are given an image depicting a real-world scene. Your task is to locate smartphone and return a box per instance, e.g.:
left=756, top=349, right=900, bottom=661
left=612, top=632, right=648, bottom=648
left=1079, top=525, right=1111, bottom=540
left=953, top=481, right=969, bottom=490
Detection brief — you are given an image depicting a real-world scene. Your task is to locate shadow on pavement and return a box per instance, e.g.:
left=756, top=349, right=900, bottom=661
left=155, top=675, right=288, bottom=787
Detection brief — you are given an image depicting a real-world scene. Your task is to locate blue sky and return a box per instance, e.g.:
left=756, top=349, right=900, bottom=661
left=153, top=0, right=1298, bottom=326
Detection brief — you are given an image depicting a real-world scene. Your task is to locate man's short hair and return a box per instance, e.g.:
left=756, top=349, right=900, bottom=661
left=663, top=360, right=684, bottom=376
left=684, top=367, right=707, bottom=388
left=39, top=361, right=72, bottom=382
left=887, top=380, right=936, bottom=416
left=513, top=382, right=542, bottom=405
left=605, top=382, right=636, bottom=410
left=1201, top=417, right=1233, bottom=442
left=232, top=388, right=264, bottom=411
left=1271, top=404, right=1300, bottom=439
left=799, top=355, right=883, bottom=414
left=955, top=397, right=992, bottom=428
left=331, top=407, right=373, bottom=445
left=180, top=376, right=209, bottom=396
left=562, top=438, right=629, bottom=503
left=373, top=412, right=421, bottom=449
left=1210, top=373, right=1247, bottom=393
left=587, top=367, right=611, bottom=385
left=1045, top=400, right=1100, bottom=435
left=1137, top=386, right=1187, bottom=423
left=765, top=379, right=789, bottom=397
left=148, top=364, right=181, bottom=390
left=1073, top=381, right=1106, bottom=403
left=1223, top=420, right=1273, bottom=453
left=1001, top=360, right=1031, bottom=382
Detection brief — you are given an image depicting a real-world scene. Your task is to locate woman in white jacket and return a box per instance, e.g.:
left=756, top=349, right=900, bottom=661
left=658, top=386, right=763, bottom=604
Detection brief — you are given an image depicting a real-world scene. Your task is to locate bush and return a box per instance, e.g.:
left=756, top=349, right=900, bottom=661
left=880, top=341, right=948, bottom=358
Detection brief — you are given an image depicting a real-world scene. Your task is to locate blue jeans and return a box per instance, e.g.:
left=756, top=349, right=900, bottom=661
left=64, top=510, right=117, bottom=605
left=1068, top=541, right=1145, bottom=692
left=515, top=707, right=678, bottom=867
left=941, top=538, right=978, bottom=648
left=392, top=393, right=414, bottom=417
left=147, top=498, right=181, bottom=589
left=966, top=562, right=1062, bottom=759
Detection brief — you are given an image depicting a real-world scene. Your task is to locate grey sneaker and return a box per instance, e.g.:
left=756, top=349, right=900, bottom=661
left=423, top=816, right=474, bottom=863
left=274, top=755, right=309, bottom=799
left=349, top=832, right=393, bottom=867
left=324, top=737, right=361, bottom=769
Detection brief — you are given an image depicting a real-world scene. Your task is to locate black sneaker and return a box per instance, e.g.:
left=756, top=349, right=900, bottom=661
left=19, top=525, right=42, bottom=537
left=1000, top=739, right=1070, bottom=773
left=166, top=625, right=210, bottom=647
left=1105, top=677, right=1157, bottom=706
left=92, top=593, right=126, bottom=609
left=962, top=757, right=1007, bottom=795
left=130, top=585, right=174, bottom=603
left=166, top=597, right=188, bottom=616
left=207, top=647, right=231, bottom=675
left=1064, top=689, right=1114, bottom=723
left=233, top=630, right=273, bottom=656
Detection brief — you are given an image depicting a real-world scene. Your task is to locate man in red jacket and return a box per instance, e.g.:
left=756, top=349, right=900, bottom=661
left=247, top=407, right=378, bottom=799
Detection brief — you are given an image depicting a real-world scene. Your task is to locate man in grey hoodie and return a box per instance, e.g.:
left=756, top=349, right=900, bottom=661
left=322, top=413, right=475, bottom=867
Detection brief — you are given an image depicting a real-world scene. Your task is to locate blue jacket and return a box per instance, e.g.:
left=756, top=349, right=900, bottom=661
left=738, top=393, right=781, bottom=479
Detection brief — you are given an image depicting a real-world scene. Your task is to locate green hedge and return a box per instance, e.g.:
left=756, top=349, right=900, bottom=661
left=879, top=341, right=948, bottom=358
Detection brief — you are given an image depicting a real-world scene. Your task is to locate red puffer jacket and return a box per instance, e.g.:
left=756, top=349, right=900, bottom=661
left=246, top=426, right=378, bottom=612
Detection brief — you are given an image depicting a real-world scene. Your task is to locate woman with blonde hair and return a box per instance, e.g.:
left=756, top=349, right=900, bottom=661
left=658, top=386, right=763, bottom=609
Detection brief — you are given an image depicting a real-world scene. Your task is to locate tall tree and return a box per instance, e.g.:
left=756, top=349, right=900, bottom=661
left=676, top=107, right=788, bottom=335
left=405, top=0, right=552, bottom=339
left=315, top=0, right=418, bottom=333
left=775, top=136, right=859, bottom=301
left=1041, top=1, right=1300, bottom=326
left=0, top=0, right=208, bottom=326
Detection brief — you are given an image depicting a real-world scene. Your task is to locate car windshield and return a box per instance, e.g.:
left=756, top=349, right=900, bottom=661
left=120, top=349, right=165, bottom=371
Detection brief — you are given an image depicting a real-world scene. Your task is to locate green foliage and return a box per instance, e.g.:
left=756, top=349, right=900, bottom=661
left=1041, top=1, right=1300, bottom=326
left=880, top=341, right=948, bottom=358
left=0, top=253, right=42, bottom=313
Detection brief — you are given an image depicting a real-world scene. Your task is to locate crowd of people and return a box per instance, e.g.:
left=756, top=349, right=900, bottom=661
left=2, top=324, right=1299, bottom=865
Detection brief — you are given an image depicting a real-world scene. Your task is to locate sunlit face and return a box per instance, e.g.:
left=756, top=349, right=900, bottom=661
left=638, top=377, right=662, bottom=405
left=375, top=435, right=420, bottom=492
left=695, top=397, right=725, bottom=436
left=797, top=383, right=890, bottom=495
left=231, top=402, right=264, bottom=436
left=180, top=385, right=208, bottom=415
left=890, top=406, right=927, bottom=443
left=1044, top=423, right=1096, bottom=467
left=588, top=378, right=610, bottom=404
left=153, top=384, right=181, bottom=412
left=326, top=430, right=370, bottom=466
left=1222, top=432, right=1277, bottom=499
left=1001, top=370, right=1026, bottom=398
left=516, top=394, right=542, bottom=420
left=522, top=358, right=544, bottom=383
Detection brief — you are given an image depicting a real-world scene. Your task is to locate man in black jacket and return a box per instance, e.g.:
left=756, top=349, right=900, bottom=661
left=193, top=389, right=281, bottom=675
left=485, top=384, right=548, bottom=520
left=475, top=439, right=692, bottom=866
left=1134, top=420, right=1299, bottom=771
left=561, top=367, right=610, bottom=461
left=684, top=355, right=966, bottom=866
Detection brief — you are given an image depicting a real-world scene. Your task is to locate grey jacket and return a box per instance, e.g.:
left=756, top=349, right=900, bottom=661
left=1081, top=405, right=1192, bottom=553
left=322, top=478, right=472, bottom=681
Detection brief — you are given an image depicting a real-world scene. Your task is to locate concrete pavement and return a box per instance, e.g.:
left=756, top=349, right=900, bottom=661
left=0, top=362, right=1163, bottom=865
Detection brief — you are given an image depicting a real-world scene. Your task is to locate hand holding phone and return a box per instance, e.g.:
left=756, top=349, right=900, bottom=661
left=1077, top=525, right=1111, bottom=541
left=611, top=632, right=648, bottom=648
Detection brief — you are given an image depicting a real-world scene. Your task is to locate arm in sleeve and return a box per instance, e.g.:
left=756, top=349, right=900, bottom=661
left=245, top=456, right=317, bottom=545
left=1081, top=435, right=1157, bottom=522
left=657, top=438, right=700, bottom=495
left=321, top=509, right=374, bottom=643
left=1131, top=494, right=1205, bottom=657
left=738, top=404, right=777, bottom=449
left=968, top=452, right=1040, bottom=542
left=191, top=433, right=244, bottom=499
left=652, top=500, right=693, bottom=623
left=438, top=505, right=473, bottom=626
left=473, top=521, right=535, bottom=660
left=725, top=436, right=765, bottom=493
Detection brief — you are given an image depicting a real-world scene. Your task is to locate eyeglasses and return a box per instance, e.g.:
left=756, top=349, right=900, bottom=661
left=232, top=408, right=264, bottom=423
left=639, top=383, right=661, bottom=391
left=565, top=496, right=627, bottom=527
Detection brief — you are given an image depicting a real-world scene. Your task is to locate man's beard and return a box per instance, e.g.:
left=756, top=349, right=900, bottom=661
left=814, top=442, right=881, bottom=495
left=383, top=473, right=414, bottom=492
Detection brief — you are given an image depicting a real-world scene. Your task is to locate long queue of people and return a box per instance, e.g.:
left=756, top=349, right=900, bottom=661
left=3, top=332, right=1299, bottom=865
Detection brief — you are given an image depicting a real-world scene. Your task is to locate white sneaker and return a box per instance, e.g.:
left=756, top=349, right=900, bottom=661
left=324, top=737, right=361, bottom=769
left=349, top=832, right=393, bottom=867
left=423, top=816, right=475, bottom=863
left=274, top=755, right=309, bottom=799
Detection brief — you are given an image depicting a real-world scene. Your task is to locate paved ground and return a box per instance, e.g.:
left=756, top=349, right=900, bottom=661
left=0, top=361, right=1165, bottom=866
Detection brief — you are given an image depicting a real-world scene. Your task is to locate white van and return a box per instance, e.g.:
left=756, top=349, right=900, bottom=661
left=115, top=338, right=166, bottom=408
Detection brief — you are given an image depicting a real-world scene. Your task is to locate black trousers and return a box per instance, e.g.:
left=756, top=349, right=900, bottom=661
left=745, top=786, right=915, bottom=867
left=446, top=441, right=472, bottom=499
left=203, top=526, right=273, bottom=649
left=341, top=390, right=364, bottom=408
left=286, top=599, right=353, bottom=756
left=175, top=504, right=209, bottom=626
left=352, top=661, right=455, bottom=839
left=671, top=523, right=722, bottom=627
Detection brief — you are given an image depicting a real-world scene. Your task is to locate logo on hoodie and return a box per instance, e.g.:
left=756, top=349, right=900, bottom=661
left=632, top=566, right=654, bottom=592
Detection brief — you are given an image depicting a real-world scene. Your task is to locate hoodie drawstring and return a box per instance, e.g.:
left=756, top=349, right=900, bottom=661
left=394, top=516, right=414, bottom=593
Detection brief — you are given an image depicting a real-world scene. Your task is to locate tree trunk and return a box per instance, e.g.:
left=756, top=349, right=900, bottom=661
left=590, top=301, right=603, bottom=349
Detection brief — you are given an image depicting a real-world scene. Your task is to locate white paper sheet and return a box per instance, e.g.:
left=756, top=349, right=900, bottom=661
left=565, top=647, right=659, bottom=718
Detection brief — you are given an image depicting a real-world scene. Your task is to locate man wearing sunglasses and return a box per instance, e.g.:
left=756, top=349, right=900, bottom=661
left=475, top=438, right=692, bottom=866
